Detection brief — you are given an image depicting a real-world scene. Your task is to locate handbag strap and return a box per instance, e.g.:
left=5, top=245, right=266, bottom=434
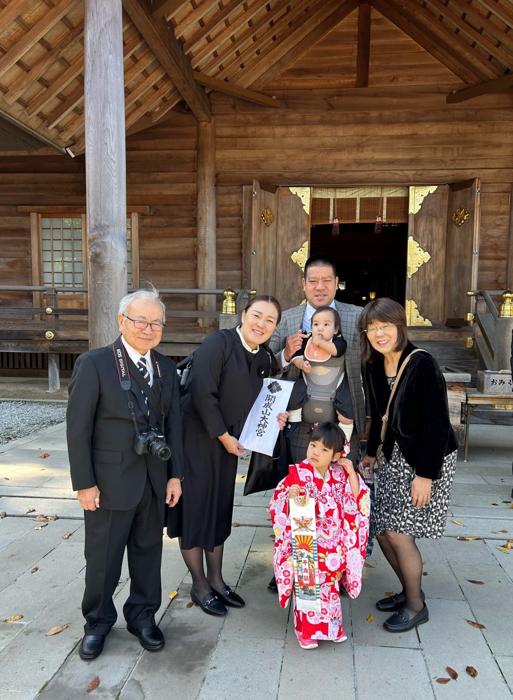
left=380, top=349, right=426, bottom=442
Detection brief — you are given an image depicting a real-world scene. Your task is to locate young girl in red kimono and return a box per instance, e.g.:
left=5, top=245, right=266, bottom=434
left=269, top=422, right=370, bottom=649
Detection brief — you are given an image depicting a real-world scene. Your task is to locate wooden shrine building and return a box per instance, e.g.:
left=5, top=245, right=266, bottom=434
left=1, top=0, right=513, bottom=377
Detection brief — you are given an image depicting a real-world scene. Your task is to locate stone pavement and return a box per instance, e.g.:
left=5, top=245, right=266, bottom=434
left=0, top=421, right=512, bottom=700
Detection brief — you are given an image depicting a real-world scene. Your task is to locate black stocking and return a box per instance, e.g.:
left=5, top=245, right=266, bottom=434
left=386, top=531, right=424, bottom=615
left=377, top=532, right=404, bottom=591
left=205, top=544, right=225, bottom=591
left=179, top=544, right=210, bottom=597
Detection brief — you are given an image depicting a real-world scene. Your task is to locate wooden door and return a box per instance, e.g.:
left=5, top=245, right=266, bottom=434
left=444, top=179, right=480, bottom=324
left=242, top=181, right=310, bottom=309
left=406, top=185, right=449, bottom=326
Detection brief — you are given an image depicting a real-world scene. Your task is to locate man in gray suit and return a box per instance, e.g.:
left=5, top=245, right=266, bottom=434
left=269, top=255, right=366, bottom=462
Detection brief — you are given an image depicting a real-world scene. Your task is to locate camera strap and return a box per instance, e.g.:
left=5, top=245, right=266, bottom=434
left=112, top=341, right=165, bottom=432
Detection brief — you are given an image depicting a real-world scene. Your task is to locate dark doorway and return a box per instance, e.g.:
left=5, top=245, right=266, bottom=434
left=309, top=222, right=408, bottom=306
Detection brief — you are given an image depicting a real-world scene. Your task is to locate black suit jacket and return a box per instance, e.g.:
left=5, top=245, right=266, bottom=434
left=67, top=336, right=183, bottom=512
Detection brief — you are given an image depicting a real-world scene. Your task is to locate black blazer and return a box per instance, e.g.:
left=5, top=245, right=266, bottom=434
left=66, top=336, right=184, bottom=511
left=365, top=342, right=457, bottom=479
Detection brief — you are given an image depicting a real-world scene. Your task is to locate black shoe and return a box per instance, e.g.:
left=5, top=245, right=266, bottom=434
left=376, top=590, right=425, bottom=612
left=267, top=576, right=278, bottom=592
left=79, top=633, right=105, bottom=661
left=211, top=585, right=245, bottom=608
left=190, top=588, right=227, bottom=616
left=127, top=624, right=165, bottom=651
left=383, top=604, right=429, bottom=633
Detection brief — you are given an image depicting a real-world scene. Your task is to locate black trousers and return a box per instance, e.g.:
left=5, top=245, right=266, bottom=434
left=82, top=477, right=163, bottom=635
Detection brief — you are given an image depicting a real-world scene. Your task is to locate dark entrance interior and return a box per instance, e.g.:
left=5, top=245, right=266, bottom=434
left=309, top=222, right=408, bottom=306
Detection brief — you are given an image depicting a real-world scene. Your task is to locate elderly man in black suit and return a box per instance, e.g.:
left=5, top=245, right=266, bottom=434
left=67, top=287, right=183, bottom=661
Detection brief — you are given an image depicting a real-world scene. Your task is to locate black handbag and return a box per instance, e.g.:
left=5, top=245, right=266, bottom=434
left=243, top=431, right=289, bottom=496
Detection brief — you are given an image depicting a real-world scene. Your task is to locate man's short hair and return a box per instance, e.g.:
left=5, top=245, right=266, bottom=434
left=303, top=255, right=337, bottom=279
left=118, top=286, right=166, bottom=321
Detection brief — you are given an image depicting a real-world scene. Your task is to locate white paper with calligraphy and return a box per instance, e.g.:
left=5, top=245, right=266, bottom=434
left=239, top=379, right=293, bottom=456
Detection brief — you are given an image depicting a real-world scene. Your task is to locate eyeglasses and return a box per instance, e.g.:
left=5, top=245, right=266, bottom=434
left=123, top=314, right=164, bottom=331
left=363, top=324, right=395, bottom=336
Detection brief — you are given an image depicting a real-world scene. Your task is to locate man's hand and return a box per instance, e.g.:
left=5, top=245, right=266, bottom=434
left=411, top=476, right=432, bottom=507
left=77, top=485, right=100, bottom=511
left=284, top=330, right=307, bottom=362
left=276, top=411, right=288, bottom=431
left=166, top=478, right=182, bottom=507
left=218, top=432, right=245, bottom=457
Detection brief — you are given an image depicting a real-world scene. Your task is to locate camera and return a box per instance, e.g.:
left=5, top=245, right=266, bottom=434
left=134, top=429, right=171, bottom=461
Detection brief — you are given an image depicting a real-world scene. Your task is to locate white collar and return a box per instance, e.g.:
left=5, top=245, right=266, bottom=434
left=236, top=326, right=259, bottom=354
left=305, top=300, right=337, bottom=319
left=121, top=336, right=153, bottom=371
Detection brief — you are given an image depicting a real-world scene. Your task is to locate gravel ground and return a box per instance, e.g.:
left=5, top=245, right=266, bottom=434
left=0, top=400, right=66, bottom=446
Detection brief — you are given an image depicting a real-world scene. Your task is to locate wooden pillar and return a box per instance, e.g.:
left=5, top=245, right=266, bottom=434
left=47, top=353, right=60, bottom=393
left=84, top=0, right=127, bottom=349
left=506, top=184, right=513, bottom=290
left=196, top=119, right=217, bottom=326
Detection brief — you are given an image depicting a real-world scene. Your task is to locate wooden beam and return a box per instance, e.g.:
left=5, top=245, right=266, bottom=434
left=183, top=0, right=244, bottom=48
left=125, top=84, right=178, bottom=130
left=507, top=185, right=513, bottom=290
left=195, top=73, right=282, bottom=108
left=356, top=1, right=371, bottom=88
left=459, top=0, right=513, bottom=55
left=27, top=54, right=83, bottom=117
left=152, top=0, right=190, bottom=21
left=447, top=73, right=513, bottom=103
left=196, top=119, right=217, bottom=324
left=371, top=0, right=486, bottom=83
left=248, top=0, right=359, bottom=89
left=84, top=0, right=127, bottom=348
left=0, top=0, right=73, bottom=79
left=122, top=0, right=211, bottom=121
left=0, top=1, right=38, bottom=40
left=476, top=0, right=513, bottom=30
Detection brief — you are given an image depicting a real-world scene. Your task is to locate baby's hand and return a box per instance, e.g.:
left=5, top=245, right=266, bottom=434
left=302, top=360, right=311, bottom=373
left=289, top=485, right=301, bottom=499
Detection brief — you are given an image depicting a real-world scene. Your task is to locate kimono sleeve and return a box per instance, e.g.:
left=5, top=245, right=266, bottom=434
left=340, top=474, right=370, bottom=598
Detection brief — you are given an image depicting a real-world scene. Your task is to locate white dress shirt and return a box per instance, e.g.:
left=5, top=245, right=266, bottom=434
left=121, top=336, right=154, bottom=386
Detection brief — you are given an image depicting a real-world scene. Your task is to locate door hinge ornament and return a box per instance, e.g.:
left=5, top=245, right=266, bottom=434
left=291, top=240, right=309, bottom=271
left=407, top=236, right=431, bottom=278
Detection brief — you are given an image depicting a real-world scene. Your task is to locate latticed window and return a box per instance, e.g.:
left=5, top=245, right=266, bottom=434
left=41, top=217, right=84, bottom=288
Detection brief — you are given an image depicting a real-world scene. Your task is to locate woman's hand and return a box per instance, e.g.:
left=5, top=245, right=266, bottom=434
left=411, top=475, right=432, bottom=507
left=218, top=432, right=245, bottom=457
left=276, top=412, right=288, bottom=431
left=166, top=478, right=182, bottom=507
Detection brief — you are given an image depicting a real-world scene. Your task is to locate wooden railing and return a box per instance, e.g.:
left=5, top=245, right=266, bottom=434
left=469, top=290, right=513, bottom=370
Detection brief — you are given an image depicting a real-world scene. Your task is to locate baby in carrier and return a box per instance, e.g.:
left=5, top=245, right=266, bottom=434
left=287, top=306, right=354, bottom=443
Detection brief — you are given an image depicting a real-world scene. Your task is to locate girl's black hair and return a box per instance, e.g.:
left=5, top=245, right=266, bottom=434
left=310, top=422, right=345, bottom=454
left=311, top=305, right=341, bottom=334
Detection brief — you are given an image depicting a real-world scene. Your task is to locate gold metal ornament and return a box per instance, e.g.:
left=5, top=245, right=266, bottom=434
left=405, top=300, right=432, bottom=327
left=452, top=207, right=470, bottom=227
left=45, top=330, right=55, bottom=340
left=222, top=288, right=236, bottom=314
left=288, top=187, right=311, bottom=214
left=408, top=186, right=438, bottom=214
left=499, top=290, right=513, bottom=317
left=407, top=236, right=431, bottom=278
left=45, top=307, right=54, bottom=315
left=290, top=240, right=309, bottom=271
left=260, top=208, right=274, bottom=226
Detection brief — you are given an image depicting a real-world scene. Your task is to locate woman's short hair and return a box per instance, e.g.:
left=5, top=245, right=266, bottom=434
left=358, top=297, right=408, bottom=364
left=310, top=422, right=345, bottom=454
left=118, top=286, right=166, bottom=321
left=311, top=305, right=341, bottom=334
left=244, top=294, right=282, bottom=325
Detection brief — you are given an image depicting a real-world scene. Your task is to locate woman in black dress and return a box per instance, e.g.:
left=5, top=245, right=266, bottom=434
left=169, top=295, right=283, bottom=616
left=359, top=298, right=457, bottom=633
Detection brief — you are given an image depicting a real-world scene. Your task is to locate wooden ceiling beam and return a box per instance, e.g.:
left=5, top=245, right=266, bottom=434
left=126, top=90, right=181, bottom=136
left=249, top=0, right=359, bottom=89
left=356, top=1, right=371, bottom=88
left=153, top=0, right=193, bottom=22
left=190, top=0, right=264, bottom=68
left=194, top=72, right=282, bottom=107
left=199, top=1, right=289, bottom=76
left=0, top=0, right=35, bottom=36
left=388, top=0, right=498, bottom=79
left=371, top=0, right=488, bottom=83
left=458, top=0, right=513, bottom=54
left=45, top=84, right=83, bottom=130
left=182, top=0, right=244, bottom=48
left=0, top=0, right=73, bottom=79
left=26, top=54, right=83, bottom=117
left=475, top=0, right=513, bottom=29
left=424, top=0, right=513, bottom=70
left=175, top=0, right=223, bottom=34
left=446, top=72, right=513, bottom=102
left=122, top=0, right=211, bottom=121
left=125, top=83, right=177, bottom=129
left=125, top=67, right=166, bottom=110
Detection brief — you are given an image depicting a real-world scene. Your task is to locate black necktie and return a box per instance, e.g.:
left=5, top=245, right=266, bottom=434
left=137, top=356, right=150, bottom=384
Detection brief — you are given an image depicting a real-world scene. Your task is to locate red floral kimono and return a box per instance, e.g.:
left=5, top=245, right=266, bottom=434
left=269, top=460, right=370, bottom=646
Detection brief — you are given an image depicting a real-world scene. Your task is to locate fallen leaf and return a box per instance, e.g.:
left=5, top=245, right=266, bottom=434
left=466, top=666, right=478, bottom=678
left=4, top=614, right=23, bottom=623
left=4, top=477, right=9, bottom=480
left=240, top=474, right=246, bottom=479
left=62, top=532, right=72, bottom=540
left=25, top=507, right=35, bottom=514
left=366, top=614, right=375, bottom=623
left=86, top=675, right=100, bottom=693
left=46, top=624, right=68, bottom=636
left=30, top=566, right=39, bottom=574
left=34, top=515, right=48, bottom=522
left=186, top=602, right=194, bottom=608
left=502, top=500, right=512, bottom=504
left=364, top=562, right=375, bottom=568
left=501, top=529, right=510, bottom=532
left=232, top=522, right=240, bottom=527
left=384, top=591, right=394, bottom=597
left=446, top=666, right=458, bottom=680
left=457, top=535, right=481, bottom=541
left=451, top=518, right=465, bottom=527
left=466, top=579, right=485, bottom=585
left=46, top=515, right=58, bottom=521
left=435, top=678, right=451, bottom=684
left=491, top=503, right=499, bottom=506
left=168, top=590, right=178, bottom=601
left=38, top=451, right=50, bottom=459
left=466, top=619, right=486, bottom=630
left=497, top=546, right=511, bottom=554
left=0, top=512, right=6, bottom=519
left=34, top=523, right=48, bottom=530
left=422, top=572, right=429, bottom=576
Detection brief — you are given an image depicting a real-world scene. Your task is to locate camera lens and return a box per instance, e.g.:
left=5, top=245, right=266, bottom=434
left=156, top=444, right=171, bottom=461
